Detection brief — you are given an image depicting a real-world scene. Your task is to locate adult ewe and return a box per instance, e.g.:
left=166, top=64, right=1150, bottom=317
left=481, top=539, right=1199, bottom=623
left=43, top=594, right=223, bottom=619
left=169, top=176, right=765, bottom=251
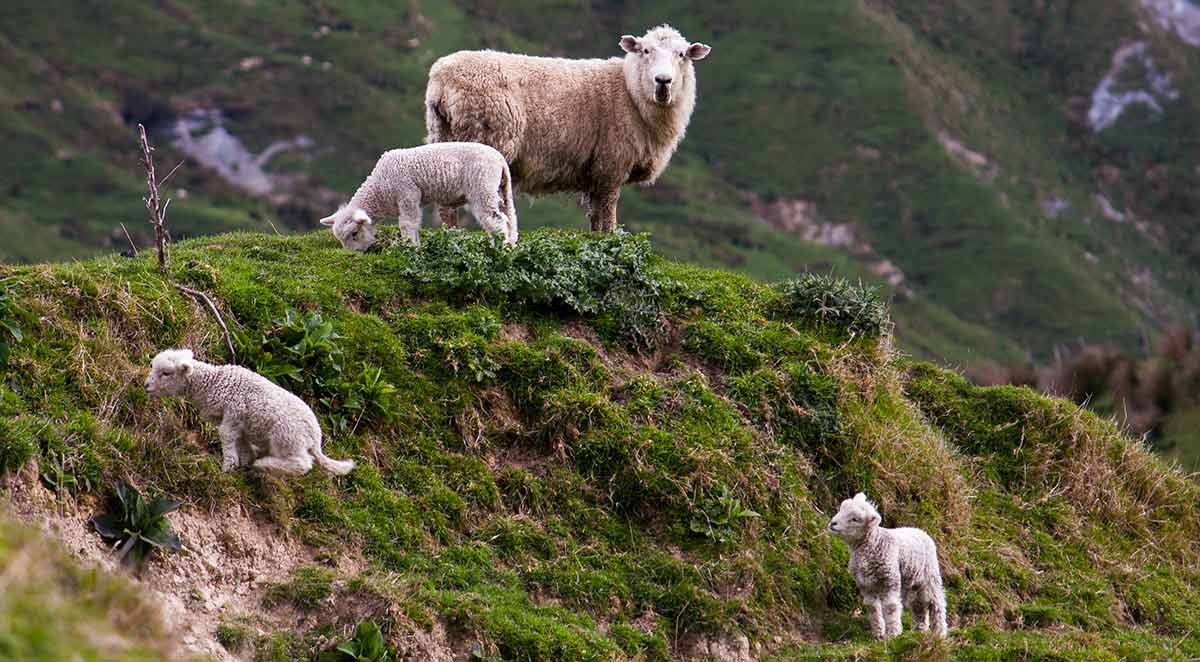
left=829, top=493, right=948, bottom=639
left=425, top=24, right=711, bottom=232
left=145, top=349, right=354, bottom=476
left=320, top=142, right=517, bottom=250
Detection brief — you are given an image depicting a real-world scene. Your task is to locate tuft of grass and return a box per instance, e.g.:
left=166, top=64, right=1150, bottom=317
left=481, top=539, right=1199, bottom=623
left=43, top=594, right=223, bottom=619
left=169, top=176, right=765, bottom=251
left=262, top=566, right=335, bottom=612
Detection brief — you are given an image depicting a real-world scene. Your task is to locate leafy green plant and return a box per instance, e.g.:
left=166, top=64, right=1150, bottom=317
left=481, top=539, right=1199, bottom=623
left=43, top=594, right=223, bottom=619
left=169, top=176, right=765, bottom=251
left=90, top=481, right=182, bottom=572
left=688, top=484, right=760, bottom=545
left=774, top=274, right=889, bottom=338
left=317, top=622, right=395, bottom=662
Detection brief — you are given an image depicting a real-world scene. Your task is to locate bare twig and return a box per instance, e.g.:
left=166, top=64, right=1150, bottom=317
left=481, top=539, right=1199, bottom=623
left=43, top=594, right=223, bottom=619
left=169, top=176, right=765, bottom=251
left=137, top=123, right=170, bottom=271
left=266, top=218, right=282, bottom=235
left=118, top=223, right=138, bottom=256
left=158, top=159, right=186, bottom=188
left=174, top=284, right=237, bottom=363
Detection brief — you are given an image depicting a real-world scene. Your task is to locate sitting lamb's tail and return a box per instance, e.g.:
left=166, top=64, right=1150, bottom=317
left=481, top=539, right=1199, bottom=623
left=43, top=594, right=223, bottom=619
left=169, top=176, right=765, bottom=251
left=311, top=445, right=354, bottom=475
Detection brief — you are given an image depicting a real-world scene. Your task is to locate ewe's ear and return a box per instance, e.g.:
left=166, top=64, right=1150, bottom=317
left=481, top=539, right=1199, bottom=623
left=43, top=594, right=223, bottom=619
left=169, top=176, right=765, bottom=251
left=352, top=209, right=374, bottom=226
left=319, top=215, right=337, bottom=226
left=687, top=42, right=711, bottom=60
left=620, top=35, right=642, bottom=54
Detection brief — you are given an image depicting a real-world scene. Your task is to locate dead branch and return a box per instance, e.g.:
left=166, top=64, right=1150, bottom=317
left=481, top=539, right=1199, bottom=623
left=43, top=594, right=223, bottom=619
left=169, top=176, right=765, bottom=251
left=137, top=123, right=170, bottom=271
left=173, top=284, right=237, bottom=363
left=118, top=223, right=138, bottom=256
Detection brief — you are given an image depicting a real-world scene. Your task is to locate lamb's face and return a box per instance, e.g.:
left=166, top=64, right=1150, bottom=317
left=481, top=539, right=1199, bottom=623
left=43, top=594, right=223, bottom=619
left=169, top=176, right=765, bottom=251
left=828, top=493, right=881, bottom=543
left=620, top=25, right=711, bottom=107
left=145, top=349, right=195, bottom=397
left=320, top=207, right=377, bottom=252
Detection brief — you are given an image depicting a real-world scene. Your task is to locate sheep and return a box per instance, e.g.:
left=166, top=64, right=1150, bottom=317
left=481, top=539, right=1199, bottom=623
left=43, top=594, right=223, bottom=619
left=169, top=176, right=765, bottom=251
left=424, top=24, right=711, bottom=232
left=828, top=493, right=948, bottom=639
left=144, top=349, right=354, bottom=476
left=319, top=142, right=517, bottom=250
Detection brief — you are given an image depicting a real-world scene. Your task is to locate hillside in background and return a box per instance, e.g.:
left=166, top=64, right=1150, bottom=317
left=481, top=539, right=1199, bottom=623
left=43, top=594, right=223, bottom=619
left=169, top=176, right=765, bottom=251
left=3, top=1, right=1200, bottom=368
left=1, top=228, right=1199, bottom=660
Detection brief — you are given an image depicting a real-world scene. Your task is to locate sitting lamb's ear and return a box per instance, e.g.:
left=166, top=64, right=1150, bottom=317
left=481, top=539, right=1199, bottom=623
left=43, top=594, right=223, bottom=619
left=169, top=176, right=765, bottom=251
left=319, top=214, right=337, bottom=226
left=854, top=492, right=868, bottom=502
left=351, top=209, right=374, bottom=226
left=687, top=42, right=711, bottom=60
left=869, top=511, right=881, bottom=526
left=619, top=35, right=642, bottom=54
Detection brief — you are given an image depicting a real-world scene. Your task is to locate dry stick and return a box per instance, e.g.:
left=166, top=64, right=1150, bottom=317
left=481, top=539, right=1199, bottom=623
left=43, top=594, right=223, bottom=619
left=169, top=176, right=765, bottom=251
left=174, top=284, right=237, bottom=363
left=137, top=123, right=169, bottom=271
left=118, top=223, right=138, bottom=256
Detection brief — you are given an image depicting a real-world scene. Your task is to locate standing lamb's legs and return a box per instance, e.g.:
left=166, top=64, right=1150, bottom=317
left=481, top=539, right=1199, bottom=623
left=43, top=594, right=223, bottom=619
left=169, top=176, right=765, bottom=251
left=587, top=188, right=620, bottom=232
left=435, top=204, right=460, bottom=229
left=253, top=454, right=313, bottom=475
left=909, top=599, right=930, bottom=632
left=217, top=418, right=243, bottom=473
left=864, top=596, right=886, bottom=640
left=882, top=592, right=904, bottom=638
left=397, top=197, right=423, bottom=247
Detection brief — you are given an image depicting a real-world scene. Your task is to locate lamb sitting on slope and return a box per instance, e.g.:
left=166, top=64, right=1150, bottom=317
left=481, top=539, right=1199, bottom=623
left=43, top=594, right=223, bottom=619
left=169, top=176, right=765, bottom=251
left=320, top=142, right=517, bottom=250
left=145, top=349, right=354, bottom=476
left=829, top=493, right=948, bottom=639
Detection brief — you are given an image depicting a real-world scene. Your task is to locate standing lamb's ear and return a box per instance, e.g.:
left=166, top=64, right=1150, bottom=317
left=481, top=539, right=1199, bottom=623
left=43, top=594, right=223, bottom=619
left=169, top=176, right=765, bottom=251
left=351, top=209, right=374, bottom=226
left=686, top=42, right=711, bottom=60
left=619, top=35, right=642, bottom=54
left=319, top=215, right=336, bottom=226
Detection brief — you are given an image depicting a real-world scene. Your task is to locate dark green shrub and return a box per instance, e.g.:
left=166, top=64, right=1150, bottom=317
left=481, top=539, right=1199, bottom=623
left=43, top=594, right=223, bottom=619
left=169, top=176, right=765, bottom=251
left=0, top=283, right=25, bottom=366
left=0, top=419, right=36, bottom=474
left=392, top=229, right=673, bottom=348
left=774, top=274, right=889, bottom=338
left=90, top=481, right=182, bottom=572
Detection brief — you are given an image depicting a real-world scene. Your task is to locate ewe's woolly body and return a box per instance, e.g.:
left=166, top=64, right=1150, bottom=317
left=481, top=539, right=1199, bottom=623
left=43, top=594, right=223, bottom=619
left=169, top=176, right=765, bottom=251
left=829, top=493, right=948, bottom=639
left=323, top=142, right=516, bottom=250
left=146, top=349, right=354, bottom=476
left=425, top=24, right=709, bottom=231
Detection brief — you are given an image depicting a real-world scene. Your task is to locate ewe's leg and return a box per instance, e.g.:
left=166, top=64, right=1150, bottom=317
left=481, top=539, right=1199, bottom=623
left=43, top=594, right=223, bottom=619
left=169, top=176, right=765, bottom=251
left=217, top=418, right=243, bottom=472
left=882, top=592, right=904, bottom=638
left=864, top=596, right=886, bottom=640
left=253, top=453, right=313, bottom=475
left=587, top=188, right=620, bottom=232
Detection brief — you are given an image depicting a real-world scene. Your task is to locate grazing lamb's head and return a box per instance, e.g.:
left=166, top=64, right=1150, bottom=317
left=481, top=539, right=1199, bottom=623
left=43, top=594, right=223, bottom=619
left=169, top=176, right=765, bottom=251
left=828, top=492, right=881, bottom=543
left=320, top=207, right=377, bottom=252
left=146, top=348, right=197, bottom=397
left=620, top=24, right=710, bottom=108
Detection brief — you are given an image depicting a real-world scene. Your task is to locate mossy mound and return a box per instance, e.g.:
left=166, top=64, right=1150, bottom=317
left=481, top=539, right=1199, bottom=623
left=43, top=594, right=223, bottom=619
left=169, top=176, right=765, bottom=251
left=1, top=228, right=1198, bottom=660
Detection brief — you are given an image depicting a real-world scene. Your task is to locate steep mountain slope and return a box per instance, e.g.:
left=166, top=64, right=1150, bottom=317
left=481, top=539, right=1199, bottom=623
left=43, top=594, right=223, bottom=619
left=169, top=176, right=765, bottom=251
left=1, top=229, right=1198, bottom=660
left=4, top=1, right=1199, bottom=367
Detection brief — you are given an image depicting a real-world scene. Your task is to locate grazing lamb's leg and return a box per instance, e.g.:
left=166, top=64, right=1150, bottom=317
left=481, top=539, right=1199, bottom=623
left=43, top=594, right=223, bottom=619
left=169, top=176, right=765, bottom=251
left=236, top=437, right=256, bottom=467
left=397, top=197, right=423, bottom=247
left=217, top=418, right=243, bottom=473
left=864, top=596, right=886, bottom=640
left=882, top=592, right=904, bottom=638
left=253, top=454, right=313, bottom=475
left=587, top=188, right=620, bottom=232
left=435, top=205, right=460, bottom=229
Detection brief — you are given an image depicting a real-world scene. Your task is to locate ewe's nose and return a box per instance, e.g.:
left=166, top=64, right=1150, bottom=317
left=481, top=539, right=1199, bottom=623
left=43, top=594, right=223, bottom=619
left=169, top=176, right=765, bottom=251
left=655, top=74, right=673, bottom=86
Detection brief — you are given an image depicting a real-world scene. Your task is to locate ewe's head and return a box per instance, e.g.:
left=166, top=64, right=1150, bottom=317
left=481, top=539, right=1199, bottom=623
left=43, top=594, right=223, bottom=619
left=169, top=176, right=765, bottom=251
left=145, top=349, right=197, bottom=397
left=620, top=24, right=710, bottom=108
left=828, top=492, right=881, bottom=543
left=320, top=207, right=377, bottom=252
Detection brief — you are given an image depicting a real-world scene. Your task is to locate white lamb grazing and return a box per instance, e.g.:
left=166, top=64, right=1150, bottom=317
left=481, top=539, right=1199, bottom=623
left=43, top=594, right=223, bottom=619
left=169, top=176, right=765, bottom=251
left=425, top=24, right=711, bottom=232
left=320, top=142, right=517, bottom=250
left=145, top=349, right=354, bottom=476
left=828, top=493, right=947, bottom=639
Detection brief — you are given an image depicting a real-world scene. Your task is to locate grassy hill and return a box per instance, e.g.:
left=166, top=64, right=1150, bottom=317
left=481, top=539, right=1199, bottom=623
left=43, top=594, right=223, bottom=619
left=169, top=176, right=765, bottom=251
left=1, top=229, right=1198, bottom=660
left=3, top=1, right=1200, bottom=367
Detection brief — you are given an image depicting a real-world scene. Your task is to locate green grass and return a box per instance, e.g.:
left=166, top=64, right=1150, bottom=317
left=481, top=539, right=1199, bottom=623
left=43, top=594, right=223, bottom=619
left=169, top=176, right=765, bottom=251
left=1, top=229, right=1199, bottom=659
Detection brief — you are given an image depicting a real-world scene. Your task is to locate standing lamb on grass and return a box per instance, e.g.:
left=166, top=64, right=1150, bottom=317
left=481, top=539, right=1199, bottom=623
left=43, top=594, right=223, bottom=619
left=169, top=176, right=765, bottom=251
left=425, top=24, right=711, bottom=232
left=829, top=493, right=948, bottom=639
left=145, top=349, right=354, bottom=476
left=320, top=142, right=517, bottom=250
